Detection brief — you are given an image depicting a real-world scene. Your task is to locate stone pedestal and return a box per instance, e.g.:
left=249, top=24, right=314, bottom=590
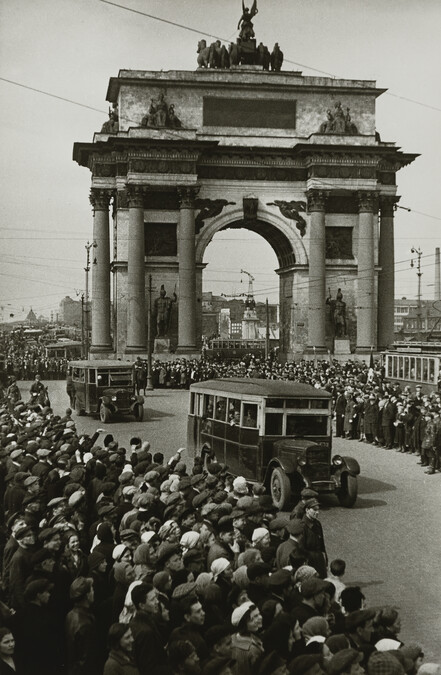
left=334, top=339, right=351, bottom=355
left=154, top=338, right=172, bottom=354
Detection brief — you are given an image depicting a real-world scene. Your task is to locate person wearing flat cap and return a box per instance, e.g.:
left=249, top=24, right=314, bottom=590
left=275, top=517, right=305, bottom=570
left=345, top=609, right=376, bottom=667
left=290, top=578, right=331, bottom=627
left=290, top=489, right=320, bottom=521
left=65, top=577, right=99, bottom=674
left=288, top=653, right=325, bottom=675
left=301, top=499, right=328, bottom=578
left=327, top=648, right=364, bottom=675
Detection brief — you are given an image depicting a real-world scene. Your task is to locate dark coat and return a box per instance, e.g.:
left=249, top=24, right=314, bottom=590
left=65, top=605, right=98, bottom=675
left=301, top=516, right=328, bottom=578
left=16, top=601, right=61, bottom=675
left=103, top=650, right=140, bottom=675
left=129, top=610, right=168, bottom=675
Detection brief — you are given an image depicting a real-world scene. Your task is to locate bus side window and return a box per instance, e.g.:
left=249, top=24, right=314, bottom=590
left=97, top=371, right=109, bottom=387
left=243, top=404, right=257, bottom=428
left=215, top=397, right=227, bottom=421
left=203, top=395, right=214, bottom=418
left=228, top=398, right=241, bottom=425
left=89, top=369, right=96, bottom=384
left=265, top=413, right=283, bottom=435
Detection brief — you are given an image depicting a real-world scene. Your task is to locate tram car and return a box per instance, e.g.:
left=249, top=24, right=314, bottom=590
left=383, top=342, right=441, bottom=393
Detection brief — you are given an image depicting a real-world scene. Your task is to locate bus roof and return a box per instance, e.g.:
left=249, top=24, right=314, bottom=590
left=46, top=341, right=82, bottom=348
left=190, top=378, right=331, bottom=398
left=68, top=360, right=134, bottom=369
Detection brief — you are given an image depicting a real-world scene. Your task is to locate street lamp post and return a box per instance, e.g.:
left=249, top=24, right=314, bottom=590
left=84, top=240, right=97, bottom=359
left=410, top=247, right=423, bottom=340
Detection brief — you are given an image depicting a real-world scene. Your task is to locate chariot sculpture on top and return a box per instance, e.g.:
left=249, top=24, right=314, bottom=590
left=197, top=1, right=283, bottom=71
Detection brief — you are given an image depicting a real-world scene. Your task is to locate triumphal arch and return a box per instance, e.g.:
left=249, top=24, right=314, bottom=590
left=73, top=9, right=417, bottom=361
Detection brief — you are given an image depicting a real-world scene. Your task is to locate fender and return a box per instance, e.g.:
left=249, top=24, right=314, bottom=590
left=341, top=456, right=360, bottom=476
left=136, top=395, right=145, bottom=405
left=263, top=457, right=297, bottom=484
left=101, top=396, right=111, bottom=406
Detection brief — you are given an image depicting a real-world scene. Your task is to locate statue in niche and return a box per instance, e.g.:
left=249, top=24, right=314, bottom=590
left=153, top=285, right=177, bottom=338
left=270, top=43, right=284, bottom=71
left=101, top=103, right=119, bottom=133
left=141, top=93, right=182, bottom=128
left=238, top=0, right=258, bottom=41
left=267, top=200, right=307, bottom=237
left=327, top=287, right=347, bottom=338
left=194, top=198, right=236, bottom=234
left=319, top=101, right=358, bottom=135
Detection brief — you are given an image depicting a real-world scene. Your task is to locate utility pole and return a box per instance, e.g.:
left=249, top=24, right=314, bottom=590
left=265, top=298, right=270, bottom=360
left=410, top=246, right=423, bottom=341
left=84, top=240, right=97, bottom=359
left=146, top=275, right=154, bottom=391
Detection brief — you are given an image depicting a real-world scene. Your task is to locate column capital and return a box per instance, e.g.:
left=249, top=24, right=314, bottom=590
left=357, top=191, right=378, bottom=213
left=89, top=188, right=112, bottom=211
left=127, top=185, right=146, bottom=208
left=379, top=195, right=400, bottom=217
left=306, top=190, right=329, bottom=212
left=178, top=186, right=200, bottom=209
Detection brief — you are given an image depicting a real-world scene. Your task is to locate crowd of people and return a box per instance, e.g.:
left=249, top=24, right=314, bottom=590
left=0, top=331, right=68, bottom=382
left=0, top=366, right=439, bottom=674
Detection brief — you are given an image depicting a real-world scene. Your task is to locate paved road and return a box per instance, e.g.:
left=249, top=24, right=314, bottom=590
left=19, top=380, right=441, bottom=660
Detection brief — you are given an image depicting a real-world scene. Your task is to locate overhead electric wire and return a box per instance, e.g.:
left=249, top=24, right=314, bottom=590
left=97, top=0, right=441, bottom=113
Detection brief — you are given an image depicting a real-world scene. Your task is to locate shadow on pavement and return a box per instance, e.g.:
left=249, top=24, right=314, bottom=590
left=348, top=579, right=385, bottom=590
left=358, top=476, right=397, bottom=494
left=351, top=496, right=388, bottom=509
left=145, top=407, right=176, bottom=420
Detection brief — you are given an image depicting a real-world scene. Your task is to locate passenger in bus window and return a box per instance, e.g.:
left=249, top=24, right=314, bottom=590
left=244, top=407, right=257, bottom=428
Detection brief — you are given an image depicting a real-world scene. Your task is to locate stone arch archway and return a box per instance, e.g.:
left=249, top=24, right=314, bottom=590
left=195, top=206, right=308, bottom=267
left=195, top=206, right=308, bottom=358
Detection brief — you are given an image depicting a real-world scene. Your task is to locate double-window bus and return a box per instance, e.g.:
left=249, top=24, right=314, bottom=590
left=383, top=343, right=441, bottom=393
left=187, top=378, right=360, bottom=509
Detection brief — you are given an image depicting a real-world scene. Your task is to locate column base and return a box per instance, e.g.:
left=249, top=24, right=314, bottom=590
left=355, top=347, right=376, bottom=356
left=90, top=344, right=113, bottom=353
left=125, top=345, right=147, bottom=353
left=305, top=346, right=328, bottom=354
left=176, top=345, right=201, bottom=357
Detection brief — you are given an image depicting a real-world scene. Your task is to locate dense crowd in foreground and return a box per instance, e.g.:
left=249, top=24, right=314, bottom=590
left=0, top=375, right=439, bottom=675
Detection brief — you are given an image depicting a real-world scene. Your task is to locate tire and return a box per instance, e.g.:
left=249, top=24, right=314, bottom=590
left=100, top=405, right=111, bottom=423
left=337, top=473, right=358, bottom=507
left=270, top=467, right=291, bottom=510
left=134, top=404, right=144, bottom=422
left=75, top=398, right=84, bottom=416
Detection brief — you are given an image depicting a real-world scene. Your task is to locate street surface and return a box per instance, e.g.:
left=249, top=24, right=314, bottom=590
left=19, top=380, right=441, bottom=660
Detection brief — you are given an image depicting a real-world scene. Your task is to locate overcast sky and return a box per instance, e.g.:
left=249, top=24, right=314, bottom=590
left=0, top=0, right=440, bottom=321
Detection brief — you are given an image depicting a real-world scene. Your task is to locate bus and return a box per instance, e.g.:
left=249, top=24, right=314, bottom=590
left=383, top=342, right=441, bottom=393
left=187, top=378, right=360, bottom=509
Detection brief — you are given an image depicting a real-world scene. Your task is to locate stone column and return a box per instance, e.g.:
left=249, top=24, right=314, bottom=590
left=378, top=196, right=397, bottom=349
left=89, top=189, right=112, bottom=353
left=126, top=186, right=146, bottom=352
left=356, top=192, right=376, bottom=351
left=307, top=190, right=328, bottom=351
left=177, top=187, right=199, bottom=352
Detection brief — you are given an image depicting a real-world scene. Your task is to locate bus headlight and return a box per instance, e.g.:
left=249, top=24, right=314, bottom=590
left=298, top=458, right=306, bottom=467
left=111, top=396, right=117, bottom=402
left=332, top=455, right=343, bottom=466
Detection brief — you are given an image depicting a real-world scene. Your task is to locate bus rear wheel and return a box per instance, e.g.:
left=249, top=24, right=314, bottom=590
left=270, top=467, right=291, bottom=511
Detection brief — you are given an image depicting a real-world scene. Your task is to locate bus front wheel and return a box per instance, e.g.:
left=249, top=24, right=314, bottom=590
left=337, top=473, right=358, bottom=507
left=270, top=467, right=291, bottom=511
left=100, top=405, right=111, bottom=424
